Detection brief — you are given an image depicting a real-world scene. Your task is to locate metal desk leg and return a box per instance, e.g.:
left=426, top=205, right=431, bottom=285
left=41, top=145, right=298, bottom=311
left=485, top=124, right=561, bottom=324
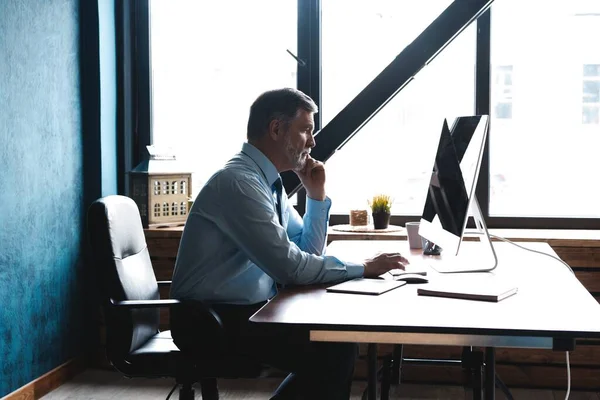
left=381, top=356, right=391, bottom=400
left=462, top=347, right=483, bottom=400
left=472, top=356, right=483, bottom=400
left=485, top=347, right=495, bottom=400
left=391, top=344, right=403, bottom=385
left=368, top=343, right=378, bottom=400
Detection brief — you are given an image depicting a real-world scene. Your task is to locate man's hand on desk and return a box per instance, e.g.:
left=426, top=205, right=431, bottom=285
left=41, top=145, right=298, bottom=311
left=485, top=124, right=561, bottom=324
left=363, top=253, right=409, bottom=278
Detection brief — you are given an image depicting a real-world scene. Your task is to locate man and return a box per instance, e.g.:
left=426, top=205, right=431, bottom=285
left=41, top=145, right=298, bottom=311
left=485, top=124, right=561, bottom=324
left=171, top=88, right=408, bottom=399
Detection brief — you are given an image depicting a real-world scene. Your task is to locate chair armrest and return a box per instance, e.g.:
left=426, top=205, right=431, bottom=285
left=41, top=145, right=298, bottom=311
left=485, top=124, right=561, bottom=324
left=156, top=280, right=172, bottom=286
left=109, top=298, right=225, bottom=332
left=109, top=298, right=180, bottom=309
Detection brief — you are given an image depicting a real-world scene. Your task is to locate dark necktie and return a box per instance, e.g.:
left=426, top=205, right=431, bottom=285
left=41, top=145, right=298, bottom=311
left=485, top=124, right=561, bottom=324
left=272, top=177, right=284, bottom=292
left=272, top=177, right=283, bottom=224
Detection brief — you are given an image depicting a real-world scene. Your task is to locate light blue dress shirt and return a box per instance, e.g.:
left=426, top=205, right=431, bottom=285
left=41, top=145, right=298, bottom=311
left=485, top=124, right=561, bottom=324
left=170, top=143, right=365, bottom=305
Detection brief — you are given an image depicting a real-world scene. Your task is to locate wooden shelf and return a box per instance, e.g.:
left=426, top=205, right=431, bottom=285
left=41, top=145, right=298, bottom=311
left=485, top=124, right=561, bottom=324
left=144, top=225, right=184, bottom=238
left=145, top=225, right=600, bottom=247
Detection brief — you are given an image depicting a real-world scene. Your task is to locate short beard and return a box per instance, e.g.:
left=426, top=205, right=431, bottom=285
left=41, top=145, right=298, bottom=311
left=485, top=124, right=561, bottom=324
left=284, top=135, right=307, bottom=171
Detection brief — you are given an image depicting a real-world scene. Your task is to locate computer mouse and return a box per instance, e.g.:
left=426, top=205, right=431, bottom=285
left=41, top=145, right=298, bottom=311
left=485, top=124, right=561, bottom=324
left=394, top=273, right=429, bottom=284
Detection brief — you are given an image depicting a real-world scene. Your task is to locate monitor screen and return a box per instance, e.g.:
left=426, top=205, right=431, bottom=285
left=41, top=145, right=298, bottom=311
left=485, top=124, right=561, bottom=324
left=419, top=115, right=489, bottom=255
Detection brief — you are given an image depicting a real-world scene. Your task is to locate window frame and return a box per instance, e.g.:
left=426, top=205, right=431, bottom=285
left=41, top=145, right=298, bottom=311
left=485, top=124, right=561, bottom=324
left=122, top=0, right=600, bottom=230
left=116, top=0, right=152, bottom=195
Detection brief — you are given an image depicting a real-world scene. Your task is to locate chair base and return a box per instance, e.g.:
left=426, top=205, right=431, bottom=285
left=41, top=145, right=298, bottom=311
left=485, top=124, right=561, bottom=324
left=177, top=379, right=219, bottom=400
left=179, top=383, right=195, bottom=400
left=200, top=378, right=219, bottom=400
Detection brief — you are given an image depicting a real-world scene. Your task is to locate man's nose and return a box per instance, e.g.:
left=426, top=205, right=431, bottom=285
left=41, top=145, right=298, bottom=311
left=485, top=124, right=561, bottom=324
left=307, top=132, right=316, bottom=148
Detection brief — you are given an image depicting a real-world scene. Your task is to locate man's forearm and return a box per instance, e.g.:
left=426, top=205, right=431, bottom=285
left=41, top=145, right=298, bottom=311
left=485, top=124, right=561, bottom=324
left=299, top=196, right=331, bottom=255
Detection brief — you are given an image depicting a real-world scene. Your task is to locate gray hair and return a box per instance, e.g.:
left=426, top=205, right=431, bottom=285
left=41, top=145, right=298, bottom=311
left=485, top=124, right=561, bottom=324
left=247, top=88, right=318, bottom=141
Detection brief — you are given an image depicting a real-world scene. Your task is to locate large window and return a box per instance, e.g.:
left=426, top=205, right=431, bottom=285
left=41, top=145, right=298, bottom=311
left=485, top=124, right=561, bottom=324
left=134, top=0, right=600, bottom=228
left=490, top=0, right=600, bottom=218
left=150, top=0, right=297, bottom=196
left=322, top=1, right=475, bottom=215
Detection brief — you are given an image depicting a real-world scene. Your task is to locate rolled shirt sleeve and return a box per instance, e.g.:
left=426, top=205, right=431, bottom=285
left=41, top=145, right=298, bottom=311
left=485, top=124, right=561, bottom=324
left=203, top=175, right=364, bottom=285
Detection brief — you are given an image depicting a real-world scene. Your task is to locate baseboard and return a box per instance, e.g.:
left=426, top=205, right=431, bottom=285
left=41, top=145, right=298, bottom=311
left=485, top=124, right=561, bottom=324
left=2, top=357, right=86, bottom=400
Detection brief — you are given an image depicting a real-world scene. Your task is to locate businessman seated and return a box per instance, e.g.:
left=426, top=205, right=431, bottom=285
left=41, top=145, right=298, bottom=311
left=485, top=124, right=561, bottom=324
left=170, top=88, right=408, bottom=400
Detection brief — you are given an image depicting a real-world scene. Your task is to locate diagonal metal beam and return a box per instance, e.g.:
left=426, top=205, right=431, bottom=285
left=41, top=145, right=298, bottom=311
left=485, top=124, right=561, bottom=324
left=283, top=0, right=496, bottom=196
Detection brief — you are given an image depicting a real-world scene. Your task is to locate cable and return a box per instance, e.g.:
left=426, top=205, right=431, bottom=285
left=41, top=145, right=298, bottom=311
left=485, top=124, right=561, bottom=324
left=486, top=234, right=575, bottom=275
left=464, top=233, right=573, bottom=399
left=565, top=351, right=571, bottom=400
left=165, top=383, right=178, bottom=400
left=487, top=235, right=574, bottom=400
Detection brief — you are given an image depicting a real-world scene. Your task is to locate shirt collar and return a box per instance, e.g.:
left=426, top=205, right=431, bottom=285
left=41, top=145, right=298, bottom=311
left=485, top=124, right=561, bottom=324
left=241, top=142, right=280, bottom=187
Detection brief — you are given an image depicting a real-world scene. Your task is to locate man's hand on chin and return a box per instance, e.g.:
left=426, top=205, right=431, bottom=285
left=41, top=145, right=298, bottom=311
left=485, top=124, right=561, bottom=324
left=295, top=156, right=326, bottom=201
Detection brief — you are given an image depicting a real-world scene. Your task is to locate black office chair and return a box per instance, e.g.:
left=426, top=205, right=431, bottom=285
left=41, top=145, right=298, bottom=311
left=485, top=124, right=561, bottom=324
left=87, top=195, right=263, bottom=400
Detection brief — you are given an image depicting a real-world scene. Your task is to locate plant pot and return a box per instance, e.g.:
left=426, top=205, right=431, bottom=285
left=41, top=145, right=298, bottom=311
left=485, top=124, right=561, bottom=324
left=372, top=212, right=391, bottom=230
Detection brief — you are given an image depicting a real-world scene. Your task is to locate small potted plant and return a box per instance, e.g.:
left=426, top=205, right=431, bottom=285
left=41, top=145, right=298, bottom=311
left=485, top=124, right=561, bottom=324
left=369, top=194, right=392, bottom=229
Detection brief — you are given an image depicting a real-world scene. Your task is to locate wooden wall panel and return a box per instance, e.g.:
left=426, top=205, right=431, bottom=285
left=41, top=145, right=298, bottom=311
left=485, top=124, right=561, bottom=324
left=152, top=258, right=177, bottom=281
left=553, top=247, right=600, bottom=268
left=575, top=271, right=600, bottom=293
left=354, top=347, right=600, bottom=390
left=395, top=364, right=600, bottom=390
left=147, top=238, right=181, bottom=258
left=386, top=344, right=600, bottom=367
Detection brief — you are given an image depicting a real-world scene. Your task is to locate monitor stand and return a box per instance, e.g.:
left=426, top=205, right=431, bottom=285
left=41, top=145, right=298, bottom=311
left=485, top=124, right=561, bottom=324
left=430, top=195, right=498, bottom=274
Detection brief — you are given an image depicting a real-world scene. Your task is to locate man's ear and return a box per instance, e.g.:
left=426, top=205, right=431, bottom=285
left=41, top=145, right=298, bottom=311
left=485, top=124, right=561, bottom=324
left=268, top=119, right=283, bottom=141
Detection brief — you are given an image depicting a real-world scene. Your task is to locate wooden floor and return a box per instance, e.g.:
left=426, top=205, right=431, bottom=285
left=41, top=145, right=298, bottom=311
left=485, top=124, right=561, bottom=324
left=40, top=369, right=600, bottom=400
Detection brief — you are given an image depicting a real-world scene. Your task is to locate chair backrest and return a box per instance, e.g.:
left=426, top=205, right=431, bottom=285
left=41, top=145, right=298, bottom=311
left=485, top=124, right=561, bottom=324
left=87, top=195, right=160, bottom=360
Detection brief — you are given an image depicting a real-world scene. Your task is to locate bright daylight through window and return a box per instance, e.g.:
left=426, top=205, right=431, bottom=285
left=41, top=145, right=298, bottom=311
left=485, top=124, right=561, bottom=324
left=150, top=0, right=600, bottom=220
left=150, top=0, right=297, bottom=197
left=490, top=0, right=600, bottom=218
left=322, top=0, right=475, bottom=216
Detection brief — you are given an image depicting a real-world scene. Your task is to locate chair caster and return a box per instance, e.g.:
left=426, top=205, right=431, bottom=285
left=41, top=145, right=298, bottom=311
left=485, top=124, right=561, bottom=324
left=200, top=378, right=219, bottom=400
left=179, top=383, right=195, bottom=400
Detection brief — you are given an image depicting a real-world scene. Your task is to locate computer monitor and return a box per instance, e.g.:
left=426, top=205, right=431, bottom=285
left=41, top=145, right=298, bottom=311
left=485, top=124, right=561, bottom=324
left=418, top=115, right=498, bottom=273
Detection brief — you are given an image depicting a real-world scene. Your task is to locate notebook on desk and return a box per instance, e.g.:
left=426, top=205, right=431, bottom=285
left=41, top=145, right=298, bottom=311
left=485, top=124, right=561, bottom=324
left=417, top=280, right=518, bottom=302
left=326, top=278, right=407, bottom=295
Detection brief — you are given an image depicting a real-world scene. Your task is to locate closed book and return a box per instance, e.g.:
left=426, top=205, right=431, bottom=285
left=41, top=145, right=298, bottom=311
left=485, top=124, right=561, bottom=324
left=417, top=281, right=518, bottom=302
left=327, top=278, right=406, bottom=295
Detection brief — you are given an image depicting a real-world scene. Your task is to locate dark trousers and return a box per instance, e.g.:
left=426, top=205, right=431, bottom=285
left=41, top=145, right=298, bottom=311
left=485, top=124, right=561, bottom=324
left=174, top=301, right=357, bottom=400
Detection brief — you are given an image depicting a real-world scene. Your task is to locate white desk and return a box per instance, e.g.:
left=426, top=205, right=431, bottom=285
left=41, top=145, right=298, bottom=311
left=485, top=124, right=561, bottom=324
left=250, top=241, right=600, bottom=399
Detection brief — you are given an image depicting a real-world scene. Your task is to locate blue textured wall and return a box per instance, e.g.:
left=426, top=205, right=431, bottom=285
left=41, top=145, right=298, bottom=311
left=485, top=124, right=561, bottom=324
left=0, top=0, right=109, bottom=396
